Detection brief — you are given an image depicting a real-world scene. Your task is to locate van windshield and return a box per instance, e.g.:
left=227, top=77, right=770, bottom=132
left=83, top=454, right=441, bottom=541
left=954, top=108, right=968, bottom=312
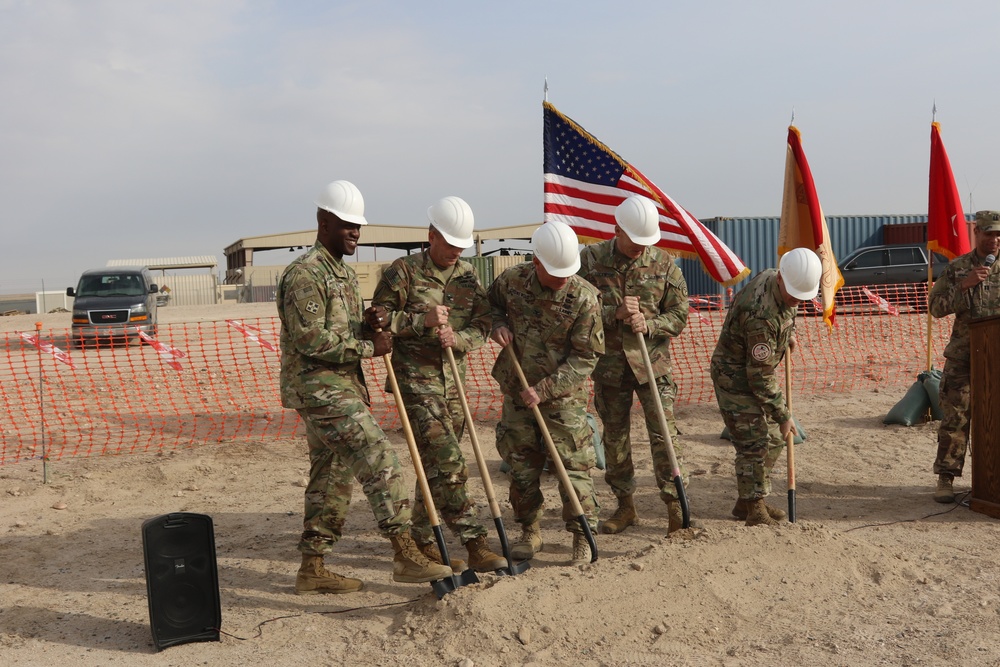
left=76, top=274, right=147, bottom=298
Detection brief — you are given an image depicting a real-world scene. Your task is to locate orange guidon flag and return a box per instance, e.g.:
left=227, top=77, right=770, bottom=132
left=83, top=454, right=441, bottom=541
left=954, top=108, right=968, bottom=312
left=778, top=125, right=844, bottom=329
left=928, top=121, right=970, bottom=260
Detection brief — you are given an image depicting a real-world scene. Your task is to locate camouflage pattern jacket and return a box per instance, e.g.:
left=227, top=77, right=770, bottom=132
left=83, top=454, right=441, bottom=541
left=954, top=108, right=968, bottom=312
left=579, top=238, right=689, bottom=385
left=710, top=269, right=795, bottom=423
left=929, top=250, right=1000, bottom=364
left=488, top=262, right=605, bottom=404
left=276, top=241, right=375, bottom=412
left=371, top=252, right=490, bottom=396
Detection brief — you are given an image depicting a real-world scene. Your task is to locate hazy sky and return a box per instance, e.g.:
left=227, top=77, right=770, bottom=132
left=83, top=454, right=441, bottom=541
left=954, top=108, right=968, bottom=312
left=3, top=1, right=999, bottom=294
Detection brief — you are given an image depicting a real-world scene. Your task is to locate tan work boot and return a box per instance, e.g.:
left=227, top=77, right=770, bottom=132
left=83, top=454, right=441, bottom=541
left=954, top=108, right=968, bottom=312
left=665, top=498, right=685, bottom=534
left=732, top=497, right=787, bottom=521
left=934, top=474, right=955, bottom=504
left=745, top=498, right=780, bottom=527
left=389, top=532, right=454, bottom=583
left=510, top=523, right=543, bottom=561
left=465, top=535, right=507, bottom=572
left=416, top=540, right=466, bottom=573
left=295, top=554, right=364, bottom=595
left=600, top=495, right=637, bottom=534
left=570, top=533, right=592, bottom=566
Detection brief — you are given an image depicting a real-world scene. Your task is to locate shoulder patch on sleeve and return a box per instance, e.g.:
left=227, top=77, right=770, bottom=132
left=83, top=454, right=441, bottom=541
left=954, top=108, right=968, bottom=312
left=751, top=342, right=772, bottom=361
left=382, top=265, right=401, bottom=289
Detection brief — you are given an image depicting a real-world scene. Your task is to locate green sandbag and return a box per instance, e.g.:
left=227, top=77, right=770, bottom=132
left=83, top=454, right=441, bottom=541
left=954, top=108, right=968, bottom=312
left=883, top=380, right=931, bottom=426
left=919, top=369, right=943, bottom=421
left=720, top=415, right=806, bottom=444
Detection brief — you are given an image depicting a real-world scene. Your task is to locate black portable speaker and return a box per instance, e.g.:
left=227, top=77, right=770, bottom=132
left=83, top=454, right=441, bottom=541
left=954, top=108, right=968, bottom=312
left=141, top=512, right=221, bottom=652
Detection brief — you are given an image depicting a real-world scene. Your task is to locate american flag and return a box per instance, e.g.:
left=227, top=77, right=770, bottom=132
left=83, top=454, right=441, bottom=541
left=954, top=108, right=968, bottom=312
left=543, top=101, right=749, bottom=285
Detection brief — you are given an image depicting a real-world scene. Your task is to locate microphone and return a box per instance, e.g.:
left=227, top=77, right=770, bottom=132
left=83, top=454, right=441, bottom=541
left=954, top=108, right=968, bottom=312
left=985, top=254, right=996, bottom=267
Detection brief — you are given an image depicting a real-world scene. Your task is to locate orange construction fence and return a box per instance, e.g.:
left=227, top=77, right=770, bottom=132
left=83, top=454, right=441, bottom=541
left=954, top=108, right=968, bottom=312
left=1, top=284, right=951, bottom=465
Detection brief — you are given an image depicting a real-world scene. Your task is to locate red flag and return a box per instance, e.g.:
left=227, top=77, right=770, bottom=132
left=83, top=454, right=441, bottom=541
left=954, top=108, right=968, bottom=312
left=928, top=122, right=970, bottom=260
left=778, top=126, right=843, bottom=328
left=543, top=102, right=749, bottom=285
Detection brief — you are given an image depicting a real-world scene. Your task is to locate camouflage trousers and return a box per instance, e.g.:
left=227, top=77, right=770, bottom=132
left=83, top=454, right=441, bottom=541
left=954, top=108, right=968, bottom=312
left=715, top=388, right=785, bottom=501
left=594, top=369, right=689, bottom=502
left=296, top=402, right=412, bottom=556
left=402, top=393, right=487, bottom=546
left=934, top=360, right=971, bottom=478
left=495, top=394, right=600, bottom=533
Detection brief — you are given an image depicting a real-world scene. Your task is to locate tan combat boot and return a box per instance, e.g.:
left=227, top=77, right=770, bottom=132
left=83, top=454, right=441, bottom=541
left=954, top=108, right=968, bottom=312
left=510, top=522, right=544, bottom=561
left=732, top=497, right=787, bottom=521
left=465, top=535, right=507, bottom=572
left=416, top=540, right=466, bottom=573
left=665, top=498, right=684, bottom=534
left=389, top=532, right=454, bottom=583
left=745, top=498, right=780, bottom=527
left=600, top=495, right=637, bottom=534
left=570, top=533, right=592, bottom=566
left=934, top=474, right=955, bottom=504
left=295, top=554, right=364, bottom=595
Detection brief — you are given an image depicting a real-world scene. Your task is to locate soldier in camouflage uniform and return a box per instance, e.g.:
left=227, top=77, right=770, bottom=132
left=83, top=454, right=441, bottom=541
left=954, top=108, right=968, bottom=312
left=277, top=180, right=452, bottom=595
left=928, top=210, right=1000, bottom=503
left=489, top=221, right=605, bottom=566
left=366, top=196, right=506, bottom=572
left=579, top=195, right=691, bottom=535
left=710, top=248, right=821, bottom=526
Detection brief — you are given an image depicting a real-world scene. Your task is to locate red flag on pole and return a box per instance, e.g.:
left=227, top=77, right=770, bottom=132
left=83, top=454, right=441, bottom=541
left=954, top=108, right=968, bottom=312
left=543, top=102, right=749, bottom=285
left=927, top=122, right=970, bottom=260
left=778, top=126, right=843, bottom=328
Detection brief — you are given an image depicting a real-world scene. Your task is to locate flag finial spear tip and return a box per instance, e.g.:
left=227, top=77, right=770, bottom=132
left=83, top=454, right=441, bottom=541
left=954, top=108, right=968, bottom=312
left=790, top=108, right=795, bottom=127
left=544, top=77, right=548, bottom=102
left=932, top=100, right=937, bottom=122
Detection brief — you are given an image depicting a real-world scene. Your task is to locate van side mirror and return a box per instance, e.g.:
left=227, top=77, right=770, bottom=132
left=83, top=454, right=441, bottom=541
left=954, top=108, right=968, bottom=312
left=149, top=283, right=158, bottom=294
left=66, top=287, right=76, bottom=297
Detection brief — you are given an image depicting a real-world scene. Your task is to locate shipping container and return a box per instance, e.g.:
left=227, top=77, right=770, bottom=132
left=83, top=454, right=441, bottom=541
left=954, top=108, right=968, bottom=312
left=466, top=256, right=493, bottom=287
left=679, top=214, right=973, bottom=300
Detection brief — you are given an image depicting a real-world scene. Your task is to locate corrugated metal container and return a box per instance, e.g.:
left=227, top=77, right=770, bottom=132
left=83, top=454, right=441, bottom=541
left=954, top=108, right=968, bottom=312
left=492, top=254, right=530, bottom=281
left=882, top=218, right=976, bottom=247
left=466, top=256, right=493, bottom=287
left=164, top=274, right=219, bottom=306
left=679, top=214, right=953, bottom=299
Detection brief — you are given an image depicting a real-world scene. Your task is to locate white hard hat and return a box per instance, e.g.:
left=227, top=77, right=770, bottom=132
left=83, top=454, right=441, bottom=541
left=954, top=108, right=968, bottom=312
left=427, top=196, right=475, bottom=248
left=315, top=180, right=368, bottom=225
left=532, top=221, right=581, bottom=278
left=778, top=248, right=822, bottom=300
left=615, top=195, right=662, bottom=246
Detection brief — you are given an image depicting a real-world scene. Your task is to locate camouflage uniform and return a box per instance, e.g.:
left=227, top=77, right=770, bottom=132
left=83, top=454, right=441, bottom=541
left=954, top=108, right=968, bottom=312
left=371, top=251, right=491, bottom=546
left=579, top=238, right=691, bottom=503
left=277, top=241, right=412, bottom=556
left=488, top=262, right=605, bottom=533
left=710, top=269, right=795, bottom=501
left=928, top=248, right=1000, bottom=478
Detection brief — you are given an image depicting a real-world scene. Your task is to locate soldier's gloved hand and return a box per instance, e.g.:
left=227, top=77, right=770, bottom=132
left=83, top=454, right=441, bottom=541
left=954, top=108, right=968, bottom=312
left=629, top=313, right=648, bottom=334
left=364, top=305, right=389, bottom=330
left=370, top=330, right=393, bottom=356
left=424, top=305, right=450, bottom=328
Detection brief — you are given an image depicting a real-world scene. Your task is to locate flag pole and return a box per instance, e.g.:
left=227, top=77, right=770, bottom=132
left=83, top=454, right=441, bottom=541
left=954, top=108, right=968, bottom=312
left=925, top=261, right=934, bottom=372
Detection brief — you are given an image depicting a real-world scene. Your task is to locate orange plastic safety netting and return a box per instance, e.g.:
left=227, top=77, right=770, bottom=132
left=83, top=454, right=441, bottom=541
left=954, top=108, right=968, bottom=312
left=0, top=284, right=952, bottom=465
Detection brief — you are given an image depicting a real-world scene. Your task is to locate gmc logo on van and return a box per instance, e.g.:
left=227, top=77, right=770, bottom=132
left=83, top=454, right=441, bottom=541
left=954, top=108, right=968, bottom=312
left=101, top=314, right=117, bottom=320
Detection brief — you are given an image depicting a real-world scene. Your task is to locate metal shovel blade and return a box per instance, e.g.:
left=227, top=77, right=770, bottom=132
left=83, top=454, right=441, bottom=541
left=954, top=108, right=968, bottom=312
left=493, top=516, right=530, bottom=576
left=429, top=526, right=479, bottom=598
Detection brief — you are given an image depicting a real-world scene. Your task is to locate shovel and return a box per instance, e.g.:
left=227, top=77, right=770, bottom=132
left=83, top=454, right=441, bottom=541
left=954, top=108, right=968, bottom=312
left=380, top=339, right=479, bottom=598
left=444, top=345, right=530, bottom=576
left=635, top=332, right=691, bottom=529
left=785, top=352, right=797, bottom=523
left=505, top=346, right=598, bottom=563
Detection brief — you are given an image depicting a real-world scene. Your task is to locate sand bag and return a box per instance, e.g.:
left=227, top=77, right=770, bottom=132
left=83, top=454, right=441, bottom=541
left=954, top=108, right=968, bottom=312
left=919, top=369, right=943, bottom=421
left=883, top=380, right=930, bottom=426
